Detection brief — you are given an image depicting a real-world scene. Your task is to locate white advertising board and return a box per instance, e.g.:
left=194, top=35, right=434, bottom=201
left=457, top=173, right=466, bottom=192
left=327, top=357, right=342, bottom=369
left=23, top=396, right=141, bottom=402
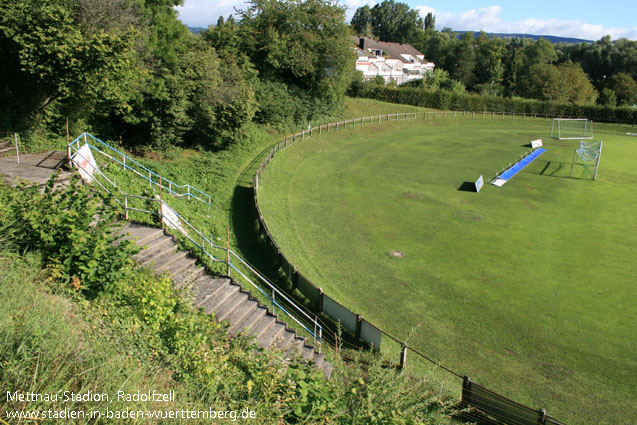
left=160, top=201, right=187, bottom=236
left=73, top=144, right=99, bottom=183
left=475, top=175, right=484, bottom=192
left=531, top=139, right=543, bottom=148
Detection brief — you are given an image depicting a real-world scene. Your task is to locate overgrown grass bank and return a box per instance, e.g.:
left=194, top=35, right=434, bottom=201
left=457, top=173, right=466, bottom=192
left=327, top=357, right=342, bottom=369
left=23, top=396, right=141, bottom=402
left=1, top=133, right=457, bottom=424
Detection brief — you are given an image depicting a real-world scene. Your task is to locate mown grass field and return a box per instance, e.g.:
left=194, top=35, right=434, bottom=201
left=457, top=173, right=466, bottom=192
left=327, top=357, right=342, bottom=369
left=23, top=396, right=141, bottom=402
left=257, top=116, right=637, bottom=425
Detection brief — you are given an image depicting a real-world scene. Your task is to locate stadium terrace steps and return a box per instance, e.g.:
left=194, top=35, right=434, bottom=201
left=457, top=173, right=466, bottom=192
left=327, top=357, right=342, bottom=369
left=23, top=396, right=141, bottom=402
left=2, top=151, right=331, bottom=379
left=120, top=222, right=332, bottom=379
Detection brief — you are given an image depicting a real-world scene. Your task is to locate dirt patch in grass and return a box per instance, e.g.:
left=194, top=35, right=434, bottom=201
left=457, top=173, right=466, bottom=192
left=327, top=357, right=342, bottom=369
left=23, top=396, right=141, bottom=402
left=402, top=191, right=428, bottom=200
left=456, top=210, right=485, bottom=221
left=505, top=348, right=519, bottom=357
left=523, top=200, right=538, bottom=210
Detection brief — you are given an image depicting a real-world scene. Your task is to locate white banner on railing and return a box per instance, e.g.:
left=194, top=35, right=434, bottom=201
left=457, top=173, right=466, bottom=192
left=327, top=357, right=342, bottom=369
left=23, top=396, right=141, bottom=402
left=73, top=144, right=99, bottom=183
left=160, top=200, right=187, bottom=236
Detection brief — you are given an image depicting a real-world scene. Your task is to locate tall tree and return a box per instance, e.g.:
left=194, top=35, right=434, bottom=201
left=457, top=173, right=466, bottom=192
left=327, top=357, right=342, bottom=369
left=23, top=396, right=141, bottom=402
left=368, top=0, right=422, bottom=44
left=607, top=73, right=637, bottom=106
left=413, top=29, right=454, bottom=69
left=0, top=0, right=138, bottom=132
left=449, top=32, right=476, bottom=87
left=424, top=12, right=435, bottom=32
left=474, top=32, right=505, bottom=85
left=237, top=0, right=354, bottom=104
left=517, top=62, right=597, bottom=105
left=525, top=37, right=558, bottom=65
left=351, top=5, right=373, bottom=37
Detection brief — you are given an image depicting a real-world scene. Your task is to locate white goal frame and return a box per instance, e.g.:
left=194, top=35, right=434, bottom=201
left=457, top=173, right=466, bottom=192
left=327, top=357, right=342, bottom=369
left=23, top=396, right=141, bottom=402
left=551, top=118, right=594, bottom=140
left=570, top=140, right=602, bottom=180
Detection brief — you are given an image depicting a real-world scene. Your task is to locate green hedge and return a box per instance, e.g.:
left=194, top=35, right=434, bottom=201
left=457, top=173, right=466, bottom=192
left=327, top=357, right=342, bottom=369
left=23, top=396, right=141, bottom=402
left=348, top=83, right=637, bottom=124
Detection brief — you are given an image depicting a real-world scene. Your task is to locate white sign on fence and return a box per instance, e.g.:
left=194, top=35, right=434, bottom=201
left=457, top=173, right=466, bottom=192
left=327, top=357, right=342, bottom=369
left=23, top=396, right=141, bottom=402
left=160, top=200, right=187, bottom=236
left=531, top=139, right=543, bottom=148
left=475, top=175, right=484, bottom=192
left=73, top=144, right=99, bottom=183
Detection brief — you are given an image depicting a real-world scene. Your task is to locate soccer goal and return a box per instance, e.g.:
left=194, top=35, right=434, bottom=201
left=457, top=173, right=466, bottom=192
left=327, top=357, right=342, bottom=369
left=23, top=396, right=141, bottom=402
left=551, top=118, right=594, bottom=140
left=570, top=140, right=602, bottom=180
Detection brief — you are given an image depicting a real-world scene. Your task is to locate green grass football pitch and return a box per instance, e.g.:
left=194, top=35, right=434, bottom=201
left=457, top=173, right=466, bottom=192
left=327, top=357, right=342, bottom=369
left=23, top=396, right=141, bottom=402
left=257, top=117, right=637, bottom=424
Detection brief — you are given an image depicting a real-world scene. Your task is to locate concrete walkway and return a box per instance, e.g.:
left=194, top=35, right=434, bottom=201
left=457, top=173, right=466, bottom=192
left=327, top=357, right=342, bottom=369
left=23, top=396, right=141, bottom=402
left=0, top=151, right=70, bottom=186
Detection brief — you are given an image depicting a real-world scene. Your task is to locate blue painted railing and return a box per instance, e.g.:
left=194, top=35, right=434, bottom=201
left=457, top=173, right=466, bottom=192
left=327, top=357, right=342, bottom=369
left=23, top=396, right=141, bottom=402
left=67, top=132, right=211, bottom=205
left=66, top=138, right=322, bottom=347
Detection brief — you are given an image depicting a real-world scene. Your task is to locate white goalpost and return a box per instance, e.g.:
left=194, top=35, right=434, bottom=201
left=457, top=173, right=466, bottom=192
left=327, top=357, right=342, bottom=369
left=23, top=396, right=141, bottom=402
left=570, top=140, right=602, bottom=180
left=551, top=118, right=594, bottom=140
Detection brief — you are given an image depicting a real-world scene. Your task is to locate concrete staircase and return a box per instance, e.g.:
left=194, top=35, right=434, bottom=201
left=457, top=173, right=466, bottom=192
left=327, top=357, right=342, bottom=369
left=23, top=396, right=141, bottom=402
left=1, top=150, right=333, bottom=379
left=119, top=223, right=333, bottom=379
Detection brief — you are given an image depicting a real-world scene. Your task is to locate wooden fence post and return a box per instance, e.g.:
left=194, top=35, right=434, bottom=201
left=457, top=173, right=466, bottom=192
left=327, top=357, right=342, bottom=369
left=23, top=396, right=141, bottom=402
left=318, top=288, right=324, bottom=312
left=399, top=343, right=408, bottom=371
left=461, top=376, right=472, bottom=408
left=288, top=266, right=297, bottom=290
left=355, top=315, right=362, bottom=341
left=537, top=409, right=547, bottom=425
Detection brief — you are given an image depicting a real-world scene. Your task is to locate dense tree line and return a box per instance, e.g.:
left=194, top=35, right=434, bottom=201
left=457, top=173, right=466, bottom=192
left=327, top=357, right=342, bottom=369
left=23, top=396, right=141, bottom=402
left=202, top=0, right=354, bottom=128
left=350, top=1, right=637, bottom=107
left=0, top=0, right=355, bottom=150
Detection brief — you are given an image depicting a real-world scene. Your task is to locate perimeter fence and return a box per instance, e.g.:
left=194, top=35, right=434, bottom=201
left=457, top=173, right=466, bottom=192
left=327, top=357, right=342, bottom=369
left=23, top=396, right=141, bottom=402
left=253, top=110, right=566, bottom=425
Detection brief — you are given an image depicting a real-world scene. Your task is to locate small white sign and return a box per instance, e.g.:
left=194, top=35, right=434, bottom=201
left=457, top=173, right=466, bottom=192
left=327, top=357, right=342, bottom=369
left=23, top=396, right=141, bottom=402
left=475, top=175, right=484, bottom=192
left=73, top=144, right=99, bottom=183
left=531, top=139, right=543, bottom=148
left=160, top=201, right=187, bottom=236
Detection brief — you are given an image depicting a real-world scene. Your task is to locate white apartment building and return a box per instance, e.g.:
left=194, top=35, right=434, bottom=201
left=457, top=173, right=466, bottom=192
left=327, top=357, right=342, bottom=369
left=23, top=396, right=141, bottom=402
left=353, top=36, right=435, bottom=85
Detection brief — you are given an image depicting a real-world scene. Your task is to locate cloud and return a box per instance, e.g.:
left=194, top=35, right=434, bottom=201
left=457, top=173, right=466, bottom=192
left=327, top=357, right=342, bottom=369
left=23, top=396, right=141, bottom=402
left=416, top=4, right=637, bottom=40
left=176, top=0, right=373, bottom=27
left=175, top=0, right=243, bottom=28
left=414, top=5, right=436, bottom=19
left=174, top=1, right=637, bottom=40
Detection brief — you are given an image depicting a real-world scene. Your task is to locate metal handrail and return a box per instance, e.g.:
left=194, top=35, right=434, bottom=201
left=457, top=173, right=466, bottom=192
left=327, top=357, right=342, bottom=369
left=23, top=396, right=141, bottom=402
left=228, top=249, right=320, bottom=327
left=67, top=144, right=322, bottom=345
left=68, top=133, right=211, bottom=205
left=0, top=132, right=19, bottom=163
left=123, top=193, right=323, bottom=345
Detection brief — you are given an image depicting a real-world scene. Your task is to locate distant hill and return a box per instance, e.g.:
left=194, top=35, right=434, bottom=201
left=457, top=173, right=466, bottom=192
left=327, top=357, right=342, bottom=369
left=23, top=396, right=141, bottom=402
left=456, top=31, right=592, bottom=44
left=188, top=26, right=205, bottom=34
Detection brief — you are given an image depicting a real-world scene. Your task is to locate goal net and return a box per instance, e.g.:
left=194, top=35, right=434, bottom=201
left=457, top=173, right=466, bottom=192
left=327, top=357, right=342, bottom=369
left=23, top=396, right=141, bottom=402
left=570, top=140, right=602, bottom=180
left=551, top=118, right=593, bottom=140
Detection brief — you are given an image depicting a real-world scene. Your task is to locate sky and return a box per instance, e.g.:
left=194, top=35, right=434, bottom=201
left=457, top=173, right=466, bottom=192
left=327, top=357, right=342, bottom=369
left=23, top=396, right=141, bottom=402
left=175, top=0, right=637, bottom=41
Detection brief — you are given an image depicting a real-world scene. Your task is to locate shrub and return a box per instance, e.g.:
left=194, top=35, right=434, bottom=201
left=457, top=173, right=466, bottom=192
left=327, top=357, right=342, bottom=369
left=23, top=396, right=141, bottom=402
left=2, top=174, right=139, bottom=295
left=350, top=84, right=637, bottom=124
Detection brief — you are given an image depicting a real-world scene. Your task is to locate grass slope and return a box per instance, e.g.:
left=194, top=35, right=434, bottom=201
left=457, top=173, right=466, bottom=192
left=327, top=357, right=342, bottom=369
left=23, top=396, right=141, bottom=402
left=257, top=116, right=637, bottom=425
